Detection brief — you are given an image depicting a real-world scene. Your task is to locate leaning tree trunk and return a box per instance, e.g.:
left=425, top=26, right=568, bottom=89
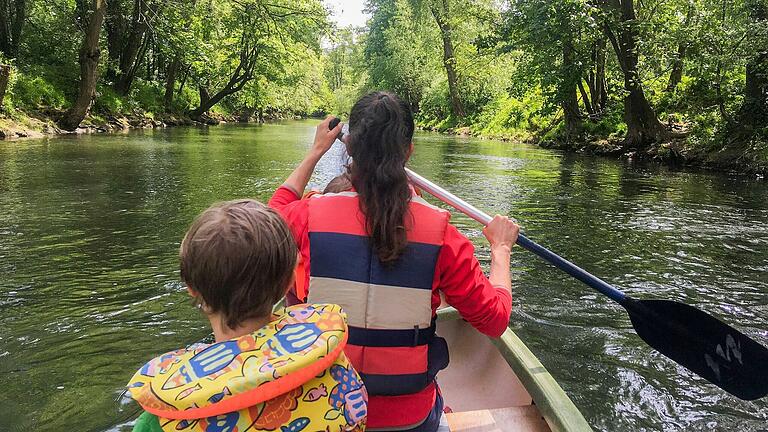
left=604, top=0, right=667, bottom=149
left=430, top=1, right=465, bottom=119
left=60, top=0, right=107, bottom=131
left=189, top=44, right=258, bottom=118
left=0, top=64, right=10, bottom=109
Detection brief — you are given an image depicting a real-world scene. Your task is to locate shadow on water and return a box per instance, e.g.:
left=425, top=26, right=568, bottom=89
left=0, top=121, right=766, bottom=431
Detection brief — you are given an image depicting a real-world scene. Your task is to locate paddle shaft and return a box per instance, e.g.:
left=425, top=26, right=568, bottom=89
left=405, top=168, right=627, bottom=303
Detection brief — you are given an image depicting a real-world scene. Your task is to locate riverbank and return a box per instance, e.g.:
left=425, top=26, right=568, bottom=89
left=422, top=123, right=768, bottom=176
left=0, top=109, right=245, bottom=140
left=3, top=109, right=765, bottom=176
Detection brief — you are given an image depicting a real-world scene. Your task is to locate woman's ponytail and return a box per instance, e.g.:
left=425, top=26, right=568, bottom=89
left=347, top=92, right=415, bottom=263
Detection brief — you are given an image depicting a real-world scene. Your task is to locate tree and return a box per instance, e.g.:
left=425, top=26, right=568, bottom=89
left=666, top=3, right=695, bottom=92
left=0, top=0, right=26, bottom=59
left=427, top=0, right=466, bottom=118
left=60, top=0, right=107, bottom=131
left=725, top=0, right=768, bottom=146
left=601, top=0, right=668, bottom=148
left=113, top=0, right=151, bottom=94
left=188, top=0, right=327, bottom=118
left=364, top=0, right=434, bottom=111
left=501, top=0, right=596, bottom=138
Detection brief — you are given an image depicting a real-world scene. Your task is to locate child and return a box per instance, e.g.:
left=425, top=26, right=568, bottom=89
left=126, top=199, right=367, bottom=432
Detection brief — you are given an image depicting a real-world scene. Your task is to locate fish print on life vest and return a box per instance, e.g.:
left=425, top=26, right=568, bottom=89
left=126, top=304, right=367, bottom=432
left=267, top=323, right=323, bottom=356
left=281, top=417, right=310, bottom=432
left=303, top=383, right=328, bottom=402
left=163, top=341, right=243, bottom=390
left=327, top=365, right=367, bottom=426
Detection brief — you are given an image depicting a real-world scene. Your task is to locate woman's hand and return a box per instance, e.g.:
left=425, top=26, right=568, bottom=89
left=482, top=215, right=520, bottom=252
left=312, top=116, right=344, bottom=157
left=279, top=117, right=344, bottom=197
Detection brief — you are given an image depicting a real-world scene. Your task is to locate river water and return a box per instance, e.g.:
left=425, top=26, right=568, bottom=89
left=0, top=121, right=766, bottom=431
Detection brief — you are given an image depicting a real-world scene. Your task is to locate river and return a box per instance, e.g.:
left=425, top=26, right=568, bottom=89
left=0, top=121, right=766, bottom=431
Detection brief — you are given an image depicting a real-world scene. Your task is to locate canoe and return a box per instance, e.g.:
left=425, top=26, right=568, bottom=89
left=435, top=306, right=592, bottom=432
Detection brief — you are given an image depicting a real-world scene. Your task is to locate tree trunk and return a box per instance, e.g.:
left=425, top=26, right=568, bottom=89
left=735, top=2, right=768, bottom=130
left=665, top=5, right=693, bottom=92
left=586, top=38, right=607, bottom=116
left=562, top=37, right=581, bottom=140
left=10, top=0, right=24, bottom=57
left=178, top=64, right=191, bottom=95
left=60, top=0, right=106, bottom=131
left=604, top=0, right=667, bottom=149
left=595, top=38, right=608, bottom=111
left=191, top=84, right=238, bottom=118
left=0, top=64, right=10, bottom=109
left=114, top=0, right=147, bottom=94
left=0, top=0, right=25, bottom=58
left=189, top=43, right=258, bottom=118
left=0, top=0, right=9, bottom=57
left=164, top=56, right=180, bottom=111
left=105, top=0, right=126, bottom=80
left=665, top=44, right=686, bottom=92
left=430, top=0, right=465, bottom=119
left=578, top=80, right=594, bottom=116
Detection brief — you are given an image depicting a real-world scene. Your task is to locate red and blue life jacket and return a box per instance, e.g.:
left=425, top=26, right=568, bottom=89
left=305, top=191, right=450, bottom=428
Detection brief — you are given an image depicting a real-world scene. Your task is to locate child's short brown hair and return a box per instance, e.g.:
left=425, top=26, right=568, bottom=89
left=179, top=199, right=297, bottom=329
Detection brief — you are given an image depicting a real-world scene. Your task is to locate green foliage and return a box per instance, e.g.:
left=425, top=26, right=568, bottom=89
left=9, top=74, right=67, bottom=110
left=130, top=80, right=165, bottom=115
left=475, top=92, right=548, bottom=136
left=93, top=87, right=126, bottom=114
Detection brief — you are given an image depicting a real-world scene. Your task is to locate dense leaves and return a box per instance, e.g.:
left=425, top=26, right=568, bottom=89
left=0, top=0, right=331, bottom=122
left=346, top=0, right=768, bottom=167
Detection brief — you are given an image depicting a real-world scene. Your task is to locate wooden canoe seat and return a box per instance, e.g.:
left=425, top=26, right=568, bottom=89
left=445, top=406, right=550, bottom=432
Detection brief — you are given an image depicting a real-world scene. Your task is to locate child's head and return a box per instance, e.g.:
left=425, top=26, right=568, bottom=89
left=323, top=173, right=352, bottom=194
left=179, top=199, right=297, bottom=329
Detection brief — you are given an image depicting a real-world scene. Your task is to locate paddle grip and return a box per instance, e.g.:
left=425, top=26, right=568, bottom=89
left=405, top=167, right=626, bottom=303
left=328, top=117, right=345, bottom=141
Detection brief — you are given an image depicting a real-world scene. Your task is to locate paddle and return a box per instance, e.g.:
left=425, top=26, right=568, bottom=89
left=405, top=167, right=768, bottom=401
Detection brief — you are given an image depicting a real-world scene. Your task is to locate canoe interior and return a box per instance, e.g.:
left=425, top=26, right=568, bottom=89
left=437, top=317, right=551, bottom=432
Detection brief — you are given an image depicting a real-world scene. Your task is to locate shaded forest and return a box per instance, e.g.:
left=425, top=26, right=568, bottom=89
left=0, top=0, right=766, bottom=170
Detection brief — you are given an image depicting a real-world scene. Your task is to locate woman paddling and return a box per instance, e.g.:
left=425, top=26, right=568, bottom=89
left=270, top=91, right=519, bottom=431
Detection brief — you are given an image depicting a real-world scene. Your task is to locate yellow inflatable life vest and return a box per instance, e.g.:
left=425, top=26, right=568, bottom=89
left=126, top=304, right=367, bottom=432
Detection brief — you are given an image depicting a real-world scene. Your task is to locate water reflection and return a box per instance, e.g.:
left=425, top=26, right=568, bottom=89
left=0, top=122, right=766, bottom=431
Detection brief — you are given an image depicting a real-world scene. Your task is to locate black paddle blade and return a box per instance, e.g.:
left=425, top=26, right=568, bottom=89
left=621, top=298, right=768, bottom=400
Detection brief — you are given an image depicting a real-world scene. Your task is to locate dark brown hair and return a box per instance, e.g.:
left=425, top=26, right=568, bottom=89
left=179, top=199, right=297, bottom=329
left=347, top=91, right=415, bottom=263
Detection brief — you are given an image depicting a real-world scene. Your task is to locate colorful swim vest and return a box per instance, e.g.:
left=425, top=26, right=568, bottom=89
left=126, top=304, right=367, bottom=432
left=304, top=191, right=450, bottom=427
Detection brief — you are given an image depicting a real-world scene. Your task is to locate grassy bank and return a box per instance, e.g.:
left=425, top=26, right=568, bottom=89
left=415, top=90, right=768, bottom=175
left=0, top=70, right=312, bottom=139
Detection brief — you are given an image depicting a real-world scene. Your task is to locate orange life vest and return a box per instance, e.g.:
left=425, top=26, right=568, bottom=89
left=305, top=191, right=450, bottom=428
